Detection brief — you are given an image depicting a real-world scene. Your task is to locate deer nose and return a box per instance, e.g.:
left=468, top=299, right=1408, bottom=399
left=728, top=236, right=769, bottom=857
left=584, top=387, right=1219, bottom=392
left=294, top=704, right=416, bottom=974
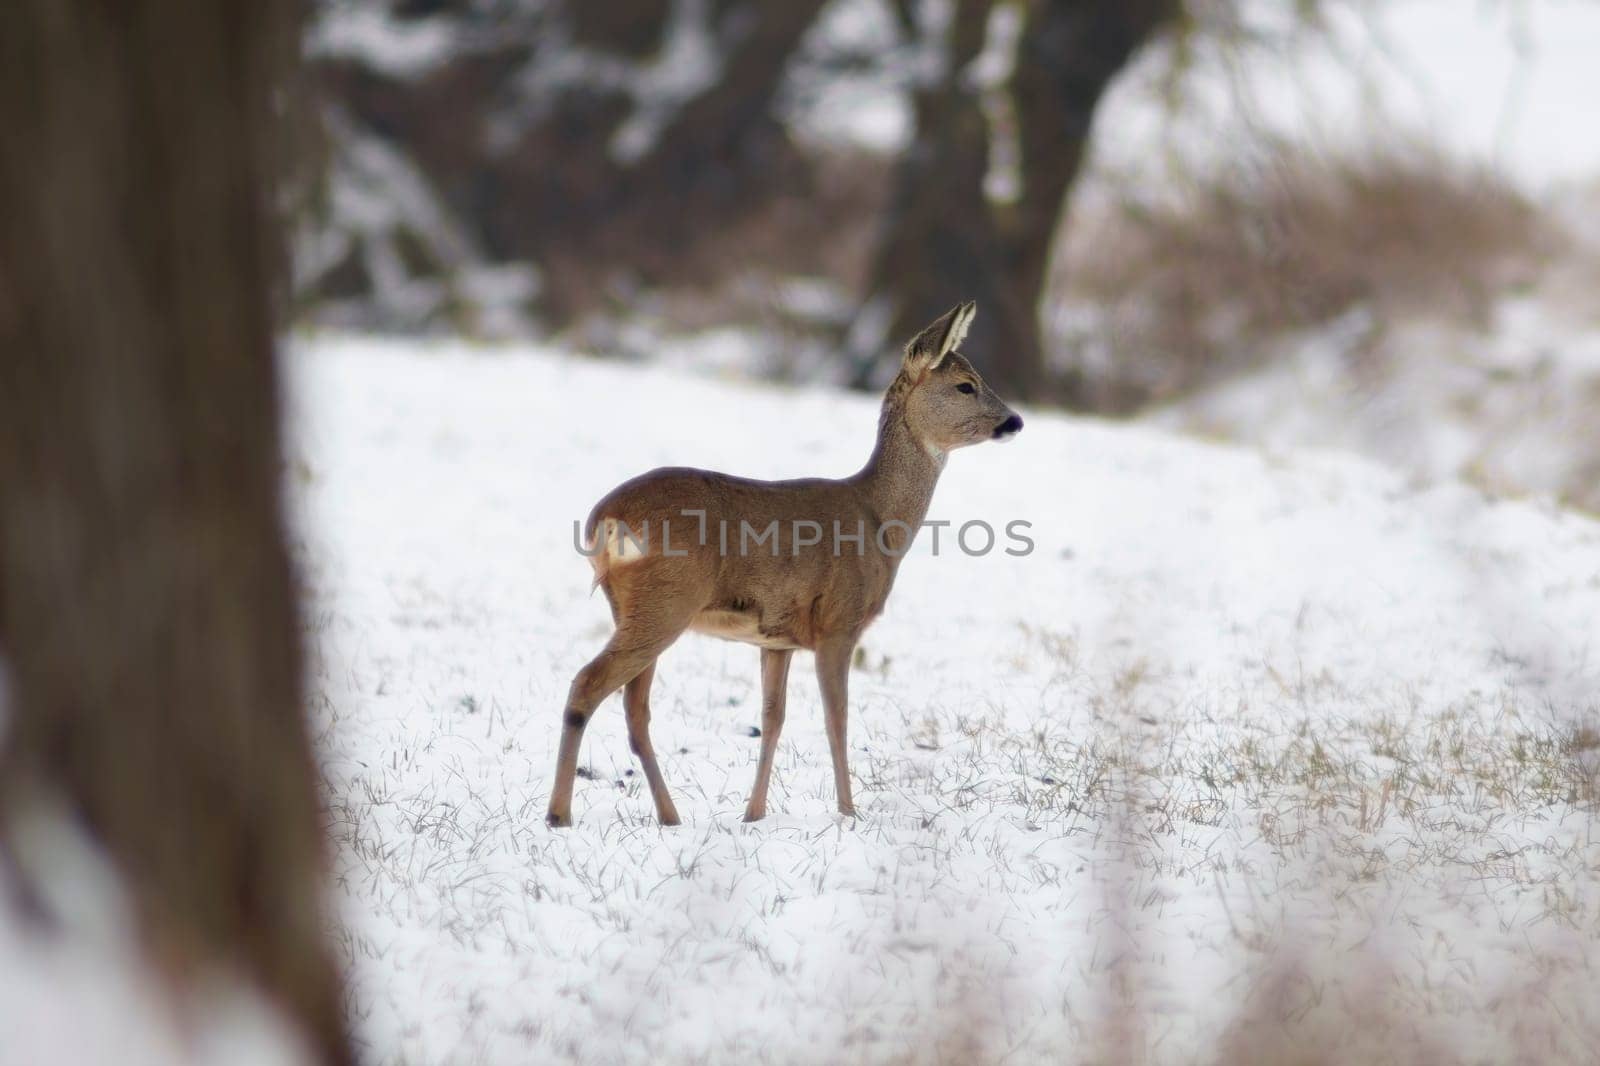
left=992, top=414, right=1023, bottom=440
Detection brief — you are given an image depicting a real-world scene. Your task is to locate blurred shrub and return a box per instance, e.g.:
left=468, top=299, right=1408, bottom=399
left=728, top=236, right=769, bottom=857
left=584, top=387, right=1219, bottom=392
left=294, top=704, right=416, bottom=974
left=1052, top=140, right=1559, bottom=410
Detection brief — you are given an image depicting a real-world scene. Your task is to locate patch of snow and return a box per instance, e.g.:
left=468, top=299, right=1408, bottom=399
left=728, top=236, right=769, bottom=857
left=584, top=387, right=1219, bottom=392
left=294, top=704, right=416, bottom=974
left=457, top=263, right=542, bottom=341
left=773, top=276, right=852, bottom=323
left=787, top=79, right=912, bottom=153
left=609, top=0, right=722, bottom=164
left=308, top=8, right=457, bottom=80
left=783, top=0, right=913, bottom=153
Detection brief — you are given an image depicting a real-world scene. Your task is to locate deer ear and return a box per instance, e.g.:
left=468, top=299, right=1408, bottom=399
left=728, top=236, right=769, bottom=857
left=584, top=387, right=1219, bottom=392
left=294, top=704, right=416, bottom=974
left=903, top=301, right=976, bottom=377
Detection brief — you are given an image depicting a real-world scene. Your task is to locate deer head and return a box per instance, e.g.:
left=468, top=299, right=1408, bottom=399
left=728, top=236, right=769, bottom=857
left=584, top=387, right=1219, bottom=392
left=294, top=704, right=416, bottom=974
left=892, top=302, right=1023, bottom=458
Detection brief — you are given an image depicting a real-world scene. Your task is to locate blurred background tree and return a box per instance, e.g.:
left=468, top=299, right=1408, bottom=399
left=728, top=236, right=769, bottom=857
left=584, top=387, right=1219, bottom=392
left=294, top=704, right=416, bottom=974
left=300, top=0, right=1198, bottom=399
left=859, top=0, right=1177, bottom=399
left=0, top=3, right=351, bottom=1062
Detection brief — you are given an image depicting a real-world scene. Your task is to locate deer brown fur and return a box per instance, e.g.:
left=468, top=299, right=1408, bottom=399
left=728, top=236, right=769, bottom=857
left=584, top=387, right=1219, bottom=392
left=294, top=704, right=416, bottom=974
left=546, top=302, right=1022, bottom=827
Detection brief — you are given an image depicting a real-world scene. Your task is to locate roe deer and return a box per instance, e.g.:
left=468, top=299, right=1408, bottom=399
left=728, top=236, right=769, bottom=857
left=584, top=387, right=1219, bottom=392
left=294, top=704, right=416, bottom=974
left=546, top=301, right=1022, bottom=827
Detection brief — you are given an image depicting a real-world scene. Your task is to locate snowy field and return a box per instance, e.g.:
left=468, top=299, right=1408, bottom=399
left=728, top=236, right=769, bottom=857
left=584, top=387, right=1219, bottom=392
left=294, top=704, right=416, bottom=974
left=290, top=336, right=1600, bottom=1064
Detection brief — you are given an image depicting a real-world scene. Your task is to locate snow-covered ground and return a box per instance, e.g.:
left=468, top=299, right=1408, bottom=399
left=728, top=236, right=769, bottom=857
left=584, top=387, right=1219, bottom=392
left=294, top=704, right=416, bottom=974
left=1156, top=285, right=1600, bottom=515
left=289, top=335, right=1600, bottom=1064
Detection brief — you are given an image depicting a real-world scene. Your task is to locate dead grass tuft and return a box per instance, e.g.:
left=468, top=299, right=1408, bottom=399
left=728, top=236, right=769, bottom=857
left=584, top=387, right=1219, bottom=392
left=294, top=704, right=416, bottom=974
left=1055, top=139, right=1560, bottom=410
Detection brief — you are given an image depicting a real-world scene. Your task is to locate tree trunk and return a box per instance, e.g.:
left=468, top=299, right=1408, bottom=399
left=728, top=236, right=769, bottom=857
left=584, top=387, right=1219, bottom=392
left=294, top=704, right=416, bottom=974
left=860, top=0, right=1176, bottom=402
left=856, top=0, right=1006, bottom=384
left=617, top=0, right=831, bottom=253
left=0, top=4, right=350, bottom=1064
left=544, top=0, right=831, bottom=314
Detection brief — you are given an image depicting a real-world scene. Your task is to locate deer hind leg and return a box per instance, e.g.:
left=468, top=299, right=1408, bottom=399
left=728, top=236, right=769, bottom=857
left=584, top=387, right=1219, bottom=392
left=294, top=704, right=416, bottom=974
left=815, top=639, right=857, bottom=817
left=546, top=614, right=690, bottom=828
left=623, top=661, right=681, bottom=826
left=743, top=648, right=793, bottom=822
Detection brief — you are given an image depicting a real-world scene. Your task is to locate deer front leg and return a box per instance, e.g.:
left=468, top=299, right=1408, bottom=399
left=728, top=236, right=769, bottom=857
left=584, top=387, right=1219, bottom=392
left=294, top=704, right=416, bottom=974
left=814, top=639, right=857, bottom=817
left=743, top=648, right=793, bottom=822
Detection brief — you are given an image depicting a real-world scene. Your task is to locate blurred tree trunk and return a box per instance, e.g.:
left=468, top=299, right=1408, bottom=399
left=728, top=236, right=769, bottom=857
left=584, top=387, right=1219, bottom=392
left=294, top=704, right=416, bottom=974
left=543, top=0, right=831, bottom=315
left=0, top=4, right=350, bottom=1065
left=860, top=0, right=1176, bottom=402
left=610, top=0, right=831, bottom=266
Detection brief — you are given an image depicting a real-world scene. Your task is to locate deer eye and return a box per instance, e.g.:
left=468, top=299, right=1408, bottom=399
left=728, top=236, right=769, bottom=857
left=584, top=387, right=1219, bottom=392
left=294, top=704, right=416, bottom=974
left=955, top=382, right=976, bottom=395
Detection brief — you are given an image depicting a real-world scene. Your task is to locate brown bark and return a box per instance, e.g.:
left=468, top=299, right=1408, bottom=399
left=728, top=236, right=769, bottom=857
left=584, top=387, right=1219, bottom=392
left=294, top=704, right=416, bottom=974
left=863, top=0, right=1177, bottom=402
left=0, top=4, right=351, bottom=1064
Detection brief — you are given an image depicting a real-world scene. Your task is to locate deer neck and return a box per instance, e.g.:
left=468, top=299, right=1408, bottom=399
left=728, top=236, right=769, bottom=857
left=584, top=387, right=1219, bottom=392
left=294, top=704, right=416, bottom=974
left=854, top=402, right=944, bottom=536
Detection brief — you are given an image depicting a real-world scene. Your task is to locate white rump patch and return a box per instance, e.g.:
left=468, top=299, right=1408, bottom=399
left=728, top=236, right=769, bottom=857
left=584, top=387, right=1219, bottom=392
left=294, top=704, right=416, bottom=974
left=600, top=518, right=650, bottom=563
